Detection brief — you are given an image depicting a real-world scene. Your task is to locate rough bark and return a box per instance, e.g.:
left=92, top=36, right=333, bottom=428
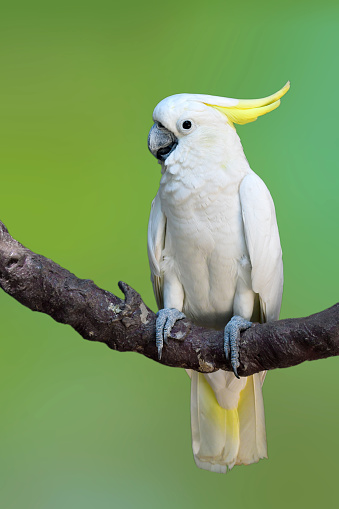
left=0, top=220, right=338, bottom=376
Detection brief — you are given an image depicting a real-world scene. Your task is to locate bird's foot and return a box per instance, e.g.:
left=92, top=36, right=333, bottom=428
left=156, top=308, right=186, bottom=360
left=224, top=315, right=252, bottom=379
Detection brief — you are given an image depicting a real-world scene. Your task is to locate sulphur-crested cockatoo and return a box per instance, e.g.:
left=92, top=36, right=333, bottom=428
left=147, top=82, right=289, bottom=473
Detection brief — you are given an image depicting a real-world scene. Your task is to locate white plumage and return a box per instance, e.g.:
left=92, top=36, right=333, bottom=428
left=147, top=84, right=288, bottom=472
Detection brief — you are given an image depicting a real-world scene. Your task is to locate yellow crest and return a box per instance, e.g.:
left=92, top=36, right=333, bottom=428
left=204, top=82, right=290, bottom=127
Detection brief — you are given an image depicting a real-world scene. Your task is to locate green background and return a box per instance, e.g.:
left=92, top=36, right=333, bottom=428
left=0, top=1, right=338, bottom=507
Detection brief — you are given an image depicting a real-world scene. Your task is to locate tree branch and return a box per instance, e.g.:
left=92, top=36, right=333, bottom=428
left=0, top=220, right=338, bottom=376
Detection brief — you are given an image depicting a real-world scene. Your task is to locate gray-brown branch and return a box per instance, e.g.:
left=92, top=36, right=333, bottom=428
left=0, top=220, right=338, bottom=376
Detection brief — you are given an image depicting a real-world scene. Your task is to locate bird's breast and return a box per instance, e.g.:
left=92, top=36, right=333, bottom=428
left=160, top=178, right=251, bottom=328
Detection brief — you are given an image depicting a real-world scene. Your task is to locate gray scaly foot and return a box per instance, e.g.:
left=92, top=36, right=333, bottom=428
left=224, top=315, right=252, bottom=379
left=156, top=308, right=186, bottom=360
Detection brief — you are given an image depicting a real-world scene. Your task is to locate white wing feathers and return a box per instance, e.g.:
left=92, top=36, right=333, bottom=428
left=239, top=173, right=283, bottom=322
left=147, top=193, right=166, bottom=310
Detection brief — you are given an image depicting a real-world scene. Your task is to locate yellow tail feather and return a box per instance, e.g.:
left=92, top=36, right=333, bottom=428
left=190, top=371, right=267, bottom=473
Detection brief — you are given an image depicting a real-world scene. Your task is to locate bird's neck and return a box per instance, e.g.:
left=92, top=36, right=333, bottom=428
left=159, top=127, right=251, bottom=202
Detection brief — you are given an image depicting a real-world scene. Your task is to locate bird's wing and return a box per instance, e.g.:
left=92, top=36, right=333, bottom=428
left=147, top=192, right=166, bottom=310
left=239, top=173, right=283, bottom=322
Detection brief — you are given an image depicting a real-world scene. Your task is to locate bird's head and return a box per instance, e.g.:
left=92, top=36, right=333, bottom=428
left=148, top=82, right=290, bottom=166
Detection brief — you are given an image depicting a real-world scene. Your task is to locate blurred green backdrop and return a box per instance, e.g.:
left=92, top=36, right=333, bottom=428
left=0, top=0, right=338, bottom=508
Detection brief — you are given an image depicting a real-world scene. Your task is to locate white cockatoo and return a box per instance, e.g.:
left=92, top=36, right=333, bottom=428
left=147, top=82, right=289, bottom=473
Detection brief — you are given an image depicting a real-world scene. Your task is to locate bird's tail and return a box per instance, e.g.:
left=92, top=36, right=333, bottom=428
left=190, top=370, right=267, bottom=473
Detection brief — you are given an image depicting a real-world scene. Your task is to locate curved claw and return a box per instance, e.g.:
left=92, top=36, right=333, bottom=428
left=224, top=315, right=252, bottom=379
left=156, top=308, right=186, bottom=360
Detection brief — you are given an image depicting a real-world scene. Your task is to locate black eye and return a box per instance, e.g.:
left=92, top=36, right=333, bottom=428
left=182, top=120, right=192, bottom=130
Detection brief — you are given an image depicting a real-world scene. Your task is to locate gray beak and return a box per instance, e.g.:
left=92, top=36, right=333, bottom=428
left=148, top=123, right=178, bottom=162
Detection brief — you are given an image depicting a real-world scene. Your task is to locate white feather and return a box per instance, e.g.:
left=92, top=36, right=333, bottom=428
left=147, top=193, right=166, bottom=309
left=239, top=173, right=283, bottom=321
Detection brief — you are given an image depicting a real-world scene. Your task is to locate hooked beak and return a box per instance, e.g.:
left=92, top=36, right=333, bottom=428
left=148, top=123, right=178, bottom=162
